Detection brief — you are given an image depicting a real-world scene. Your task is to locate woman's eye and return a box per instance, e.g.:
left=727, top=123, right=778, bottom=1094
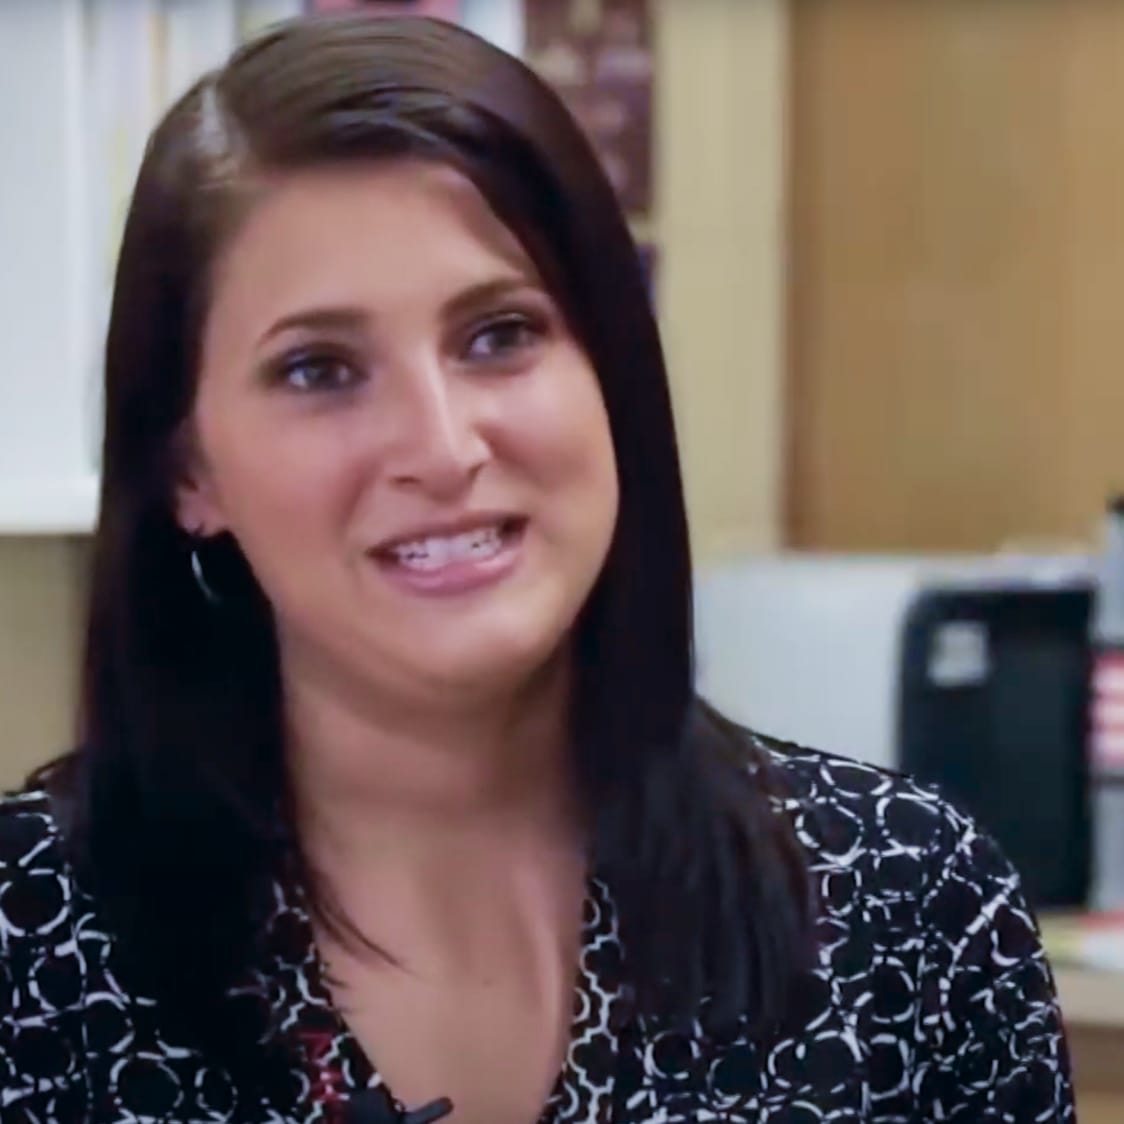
left=276, top=353, right=361, bottom=393
left=464, top=315, right=542, bottom=362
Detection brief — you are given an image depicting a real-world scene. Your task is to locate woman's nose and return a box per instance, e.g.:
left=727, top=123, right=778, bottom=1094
left=382, top=358, right=490, bottom=499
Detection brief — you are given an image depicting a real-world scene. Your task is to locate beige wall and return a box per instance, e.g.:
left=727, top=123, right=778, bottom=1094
left=657, top=0, right=787, bottom=560
left=0, top=0, right=788, bottom=782
left=0, top=539, right=86, bottom=785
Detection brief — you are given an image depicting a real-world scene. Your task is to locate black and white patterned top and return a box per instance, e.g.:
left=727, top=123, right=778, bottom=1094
left=0, top=740, right=1074, bottom=1122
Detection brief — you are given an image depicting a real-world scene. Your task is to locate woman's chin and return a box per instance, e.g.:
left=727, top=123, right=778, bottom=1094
left=399, top=628, right=570, bottom=702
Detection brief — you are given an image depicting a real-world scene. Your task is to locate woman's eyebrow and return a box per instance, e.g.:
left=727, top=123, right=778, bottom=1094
left=441, top=274, right=542, bottom=320
left=257, top=306, right=371, bottom=349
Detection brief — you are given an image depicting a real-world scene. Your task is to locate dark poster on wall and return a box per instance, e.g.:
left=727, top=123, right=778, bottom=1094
left=523, top=0, right=653, bottom=217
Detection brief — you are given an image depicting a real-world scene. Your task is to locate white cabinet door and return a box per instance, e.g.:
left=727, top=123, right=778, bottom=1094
left=0, top=0, right=97, bottom=532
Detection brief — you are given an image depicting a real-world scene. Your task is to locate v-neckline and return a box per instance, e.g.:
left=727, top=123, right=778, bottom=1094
left=262, top=875, right=625, bottom=1124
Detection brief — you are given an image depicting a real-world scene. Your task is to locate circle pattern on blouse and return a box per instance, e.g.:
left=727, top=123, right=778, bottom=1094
left=0, top=741, right=1073, bottom=1122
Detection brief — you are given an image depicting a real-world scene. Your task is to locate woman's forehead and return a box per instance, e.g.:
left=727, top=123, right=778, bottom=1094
left=201, top=159, right=543, bottom=339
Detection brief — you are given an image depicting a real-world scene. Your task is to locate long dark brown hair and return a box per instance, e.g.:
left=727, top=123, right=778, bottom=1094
left=49, top=13, right=812, bottom=1078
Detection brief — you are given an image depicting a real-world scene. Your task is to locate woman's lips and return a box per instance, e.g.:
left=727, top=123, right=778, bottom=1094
left=370, top=518, right=527, bottom=596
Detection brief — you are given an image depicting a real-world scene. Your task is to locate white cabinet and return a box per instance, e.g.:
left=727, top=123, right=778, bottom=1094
left=0, top=0, right=96, bottom=532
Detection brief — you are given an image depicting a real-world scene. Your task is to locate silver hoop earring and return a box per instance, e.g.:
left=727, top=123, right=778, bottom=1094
left=190, top=546, right=222, bottom=606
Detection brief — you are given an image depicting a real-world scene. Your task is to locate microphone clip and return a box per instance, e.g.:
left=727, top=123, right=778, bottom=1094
left=344, top=1084, right=454, bottom=1124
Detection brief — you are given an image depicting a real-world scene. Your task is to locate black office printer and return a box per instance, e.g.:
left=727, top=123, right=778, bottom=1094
left=897, top=575, right=1093, bottom=909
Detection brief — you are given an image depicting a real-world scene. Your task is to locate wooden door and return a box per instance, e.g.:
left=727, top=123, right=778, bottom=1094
left=786, top=0, right=1124, bottom=551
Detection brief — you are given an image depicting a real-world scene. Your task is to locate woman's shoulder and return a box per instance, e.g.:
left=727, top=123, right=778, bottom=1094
left=0, top=787, right=80, bottom=951
left=752, top=732, right=1059, bottom=1024
left=0, top=786, right=67, bottom=860
left=724, top=745, right=1070, bottom=1114
left=757, top=731, right=958, bottom=830
left=752, top=732, right=1020, bottom=904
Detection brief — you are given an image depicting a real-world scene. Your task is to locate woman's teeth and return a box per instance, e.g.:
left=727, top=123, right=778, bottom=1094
left=388, top=524, right=506, bottom=571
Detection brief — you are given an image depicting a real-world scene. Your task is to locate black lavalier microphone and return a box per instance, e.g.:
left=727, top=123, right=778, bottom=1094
left=344, top=1084, right=454, bottom=1124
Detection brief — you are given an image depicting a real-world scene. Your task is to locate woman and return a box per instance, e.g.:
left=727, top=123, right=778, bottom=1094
left=0, top=14, right=1072, bottom=1124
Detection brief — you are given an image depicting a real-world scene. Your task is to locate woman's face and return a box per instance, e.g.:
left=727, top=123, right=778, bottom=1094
left=178, top=160, right=619, bottom=706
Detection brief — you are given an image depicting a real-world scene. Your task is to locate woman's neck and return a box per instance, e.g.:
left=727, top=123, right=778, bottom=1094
left=280, top=649, right=587, bottom=979
left=282, top=648, right=583, bottom=877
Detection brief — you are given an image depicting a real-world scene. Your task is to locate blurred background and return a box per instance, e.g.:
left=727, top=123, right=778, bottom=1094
left=2, top=0, right=1124, bottom=1113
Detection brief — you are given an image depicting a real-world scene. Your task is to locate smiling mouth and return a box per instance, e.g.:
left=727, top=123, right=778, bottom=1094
left=372, top=517, right=527, bottom=574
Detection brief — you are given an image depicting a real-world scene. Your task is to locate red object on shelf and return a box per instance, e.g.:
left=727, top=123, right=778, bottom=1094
left=1091, top=649, right=1124, bottom=771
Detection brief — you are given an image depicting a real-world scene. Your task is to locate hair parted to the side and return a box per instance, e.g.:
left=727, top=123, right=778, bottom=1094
left=44, top=13, right=813, bottom=1077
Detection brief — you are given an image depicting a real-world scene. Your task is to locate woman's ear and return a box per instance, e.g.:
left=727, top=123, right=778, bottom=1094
left=175, top=477, right=226, bottom=538
left=172, top=431, right=227, bottom=537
